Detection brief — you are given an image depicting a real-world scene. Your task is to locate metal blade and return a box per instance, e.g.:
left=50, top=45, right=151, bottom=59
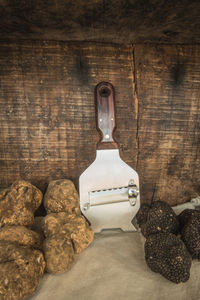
left=89, top=186, right=129, bottom=206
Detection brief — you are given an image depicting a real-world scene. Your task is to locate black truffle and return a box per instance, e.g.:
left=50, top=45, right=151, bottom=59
left=136, top=201, right=179, bottom=238
left=181, top=214, right=200, bottom=259
left=145, top=233, right=192, bottom=283
left=178, top=209, right=200, bottom=229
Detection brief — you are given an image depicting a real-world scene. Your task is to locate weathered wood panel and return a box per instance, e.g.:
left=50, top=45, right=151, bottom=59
left=134, top=45, right=200, bottom=205
left=0, top=41, right=138, bottom=194
left=0, top=1, right=200, bottom=44
left=0, top=41, right=199, bottom=206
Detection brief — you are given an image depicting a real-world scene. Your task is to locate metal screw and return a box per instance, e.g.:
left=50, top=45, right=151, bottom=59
left=129, top=198, right=136, bottom=206
left=128, top=188, right=139, bottom=198
left=128, top=179, right=139, bottom=205
left=83, top=203, right=90, bottom=211
left=129, top=179, right=135, bottom=186
left=105, top=134, right=110, bottom=139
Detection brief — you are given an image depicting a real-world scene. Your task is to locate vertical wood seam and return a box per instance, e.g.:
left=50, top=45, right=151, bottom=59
left=132, top=45, right=140, bottom=171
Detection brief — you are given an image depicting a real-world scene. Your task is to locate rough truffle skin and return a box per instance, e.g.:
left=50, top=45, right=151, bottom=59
left=0, top=241, right=45, bottom=300
left=0, top=225, right=43, bottom=250
left=41, top=179, right=94, bottom=274
left=0, top=180, right=43, bottom=228
left=181, top=214, right=200, bottom=259
left=42, top=212, right=94, bottom=254
left=43, top=179, right=81, bottom=214
left=136, top=201, right=179, bottom=238
left=43, top=234, right=74, bottom=274
left=145, top=233, right=192, bottom=283
left=178, top=209, right=200, bottom=229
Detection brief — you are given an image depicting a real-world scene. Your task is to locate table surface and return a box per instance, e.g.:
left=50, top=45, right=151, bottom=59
left=28, top=230, right=200, bottom=300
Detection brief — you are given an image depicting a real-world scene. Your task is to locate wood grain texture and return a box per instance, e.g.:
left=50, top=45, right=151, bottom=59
left=1, top=1, right=200, bottom=44
left=134, top=45, right=200, bottom=205
left=0, top=41, right=199, bottom=206
left=0, top=40, right=138, bottom=194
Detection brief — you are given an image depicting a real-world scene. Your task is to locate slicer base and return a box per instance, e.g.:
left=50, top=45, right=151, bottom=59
left=82, top=201, right=139, bottom=233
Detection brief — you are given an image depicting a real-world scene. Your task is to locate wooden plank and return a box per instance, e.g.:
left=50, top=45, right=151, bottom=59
left=0, top=41, right=199, bottom=206
left=134, top=45, right=200, bottom=205
left=1, top=1, right=200, bottom=44
left=0, top=41, right=138, bottom=193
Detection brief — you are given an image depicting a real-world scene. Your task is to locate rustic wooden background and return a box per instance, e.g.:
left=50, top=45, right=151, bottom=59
left=1, top=1, right=200, bottom=44
left=0, top=41, right=199, bottom=206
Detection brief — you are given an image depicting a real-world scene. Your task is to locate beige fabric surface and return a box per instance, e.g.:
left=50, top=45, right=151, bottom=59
left=28, top=231, right=200, bottom=300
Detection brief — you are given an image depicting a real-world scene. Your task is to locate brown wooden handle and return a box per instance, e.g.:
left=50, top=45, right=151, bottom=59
left=95, top=82, right=118, bottom=149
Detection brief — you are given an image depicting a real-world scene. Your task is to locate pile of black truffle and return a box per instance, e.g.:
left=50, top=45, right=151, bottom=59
left=136, top=201, right=200, bottom=283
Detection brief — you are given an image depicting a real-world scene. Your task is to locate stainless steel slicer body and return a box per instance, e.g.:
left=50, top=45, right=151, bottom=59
left=79, top=149, right=140, bottom=233
left=79, top=82, right=140, bottom=233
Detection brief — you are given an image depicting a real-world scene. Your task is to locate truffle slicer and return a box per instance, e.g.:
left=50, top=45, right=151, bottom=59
left=79, top=82, right=140, bottom=233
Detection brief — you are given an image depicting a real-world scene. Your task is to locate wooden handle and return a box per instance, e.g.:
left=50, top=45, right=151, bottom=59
left=95, top=82, right=118, bottom=149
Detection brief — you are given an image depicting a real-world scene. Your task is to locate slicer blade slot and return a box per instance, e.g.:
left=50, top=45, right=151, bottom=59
left=88, top=179, right=139, bottom=208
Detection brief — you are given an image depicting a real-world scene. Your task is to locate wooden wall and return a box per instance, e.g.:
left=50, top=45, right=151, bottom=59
left=0, top=41, right=199, bottom=206
left=1, top=1, right=200, bottom=44
left=135, top=45, right=200, bottom=205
